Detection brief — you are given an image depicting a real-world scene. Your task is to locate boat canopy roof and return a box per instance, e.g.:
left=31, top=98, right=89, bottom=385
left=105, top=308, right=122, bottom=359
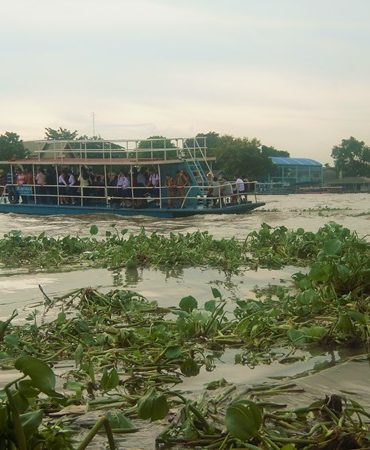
left=1, top=137, right=215, bottom=166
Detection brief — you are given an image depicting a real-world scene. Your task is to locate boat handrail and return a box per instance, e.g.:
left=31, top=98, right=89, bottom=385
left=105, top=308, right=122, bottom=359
left=0, top=181, right=258, bottom=209
left=24, top=137, right=212, bottom=163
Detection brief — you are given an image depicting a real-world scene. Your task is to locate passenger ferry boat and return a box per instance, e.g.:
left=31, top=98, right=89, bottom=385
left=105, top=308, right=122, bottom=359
left=0, top=137, right=265, bottom=218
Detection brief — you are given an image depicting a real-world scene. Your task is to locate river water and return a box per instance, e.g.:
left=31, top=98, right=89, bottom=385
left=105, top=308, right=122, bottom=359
left=0, top=193, right=369, bottom=449
left=0, top=193, right=368, bottom=238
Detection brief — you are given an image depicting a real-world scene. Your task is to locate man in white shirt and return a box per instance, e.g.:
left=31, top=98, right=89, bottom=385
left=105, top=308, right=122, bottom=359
left=234, top=176, right=246, bottom=204
left=235, top=176, right=245, bottom=193
left=147, top=170, right=160, bottom=205
left=118, top=173, right=131, bottom=206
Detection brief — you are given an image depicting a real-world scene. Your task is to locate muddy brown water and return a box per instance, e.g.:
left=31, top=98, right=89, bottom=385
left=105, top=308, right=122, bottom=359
left=0, top=193, right=369, bottom=449
left=0, top=193, right=368, bottom=238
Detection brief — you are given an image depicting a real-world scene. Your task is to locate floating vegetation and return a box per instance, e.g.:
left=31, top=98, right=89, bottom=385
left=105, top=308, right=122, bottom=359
left=0, top=282, right=369, bottom=449
left=289, top=207, right=353, bottom=213
left=0, top=260, right=369, bottom=447
left=0, top=222, right=368, bottom=272
left=0, top=222, right=369, bottom=448
left=0, top=226, right=249, bottom=272
left=156, top=382, right=370, bottom=449
left=244, top=222, right=369, bottom=268
left=353, top=211, right=370, bottom=217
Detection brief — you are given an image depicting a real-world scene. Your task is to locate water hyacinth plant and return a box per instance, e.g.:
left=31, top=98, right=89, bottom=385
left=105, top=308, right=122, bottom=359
left=0, top=222, right=368, bottom=448
left=0, top=222, right=367, bottom=272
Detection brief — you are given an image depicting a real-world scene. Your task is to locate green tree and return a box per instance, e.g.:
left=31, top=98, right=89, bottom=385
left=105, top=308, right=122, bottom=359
left=331, top=137, right=370, bottom=177
left=0, top=132, right=28, bottom=160
left=214, top=135, right=273, bottom=179
left=44, top=130, right=125, bottom=158
left=195, top=132, right=220, bottom=154
left=77, top=135, right=125, bottom=158
left=45, top=127, right=78, bottom=140
left=261, top=145, right=290, bottom=158
left=138, top=136, right=177, bottom=159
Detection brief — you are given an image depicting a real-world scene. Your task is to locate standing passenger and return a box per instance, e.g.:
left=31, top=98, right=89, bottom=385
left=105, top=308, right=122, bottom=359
left=16, top=169, right=27, bottom=204
left=23, top=168, right=34, bottom=204
left=147, top=169, right=160, bottom=206
left=120, top=173, right=131, bottom=206
left=165, top=175, right=176, bottom=208
left=67, top=171, right=77, bottom=204
left=235, top=175, right=245, bottom=203
left=58, top=170, right=68, bottom=204
left=176, top=170, right=188, bottom=207
left=35, top=168, right=46, bottom=204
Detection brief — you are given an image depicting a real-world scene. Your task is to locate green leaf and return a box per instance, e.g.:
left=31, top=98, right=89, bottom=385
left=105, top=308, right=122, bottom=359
left=14, top=356, right=57, bottom=396
left=89, top=225, right=99, bottom=235
left=294, top=274, right=312, bottom=290
left=289, top=326, right=326, bottom=344
left=287, top=329, right=306, bottom=344
left=10, top=390, right=29, bottom=414
left=0, top=406, right=8, bottom=433
left=304, top=326, right=327, bottom=339
left=179, top=296, right=198, bottom=313
left=137, top=388, right=169, bottom=421
left=336, top=314, right=354, bottom=333
left=180, top=358, right=200, bottom=377
left=347, top=310, right=367, bottom=325
left=20, top=410, right=43, bottom=438
left=4, top=334, right=19, bottom=349
left=17, top=380, right=39, bottom=399
left=211, top=287, right=222, bottom=299
left=74, top=343, right=84, bottom=367
left=225, top=400, right=263, bottom=441
left=100, top=367, right=119, bottom=391
left=57, top=311, right=66, bottom=325
left=106, top=410, right=137, bottom=432
left=65, top=380, right=85, bottom=394
left=204, top=300, right=216, bottom=312
left=323, top=239, right=342, bottom=256
left=164, top=346, right=182, bottom=360
left=336, top=264, right=351, bottom=280
left=309, top=263, right=331, bottom=282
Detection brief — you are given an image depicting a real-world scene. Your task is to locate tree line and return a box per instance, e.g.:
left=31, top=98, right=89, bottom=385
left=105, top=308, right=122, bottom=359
left=0, top=128, right=369, bottom=179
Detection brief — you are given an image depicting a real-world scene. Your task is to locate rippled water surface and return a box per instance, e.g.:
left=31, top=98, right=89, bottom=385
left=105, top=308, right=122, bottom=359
left=0, top=193, right=368, bottom=238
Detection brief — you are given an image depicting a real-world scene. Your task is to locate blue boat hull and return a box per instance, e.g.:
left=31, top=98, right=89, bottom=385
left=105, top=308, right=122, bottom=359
left=0, top=202, right=265, bottom=218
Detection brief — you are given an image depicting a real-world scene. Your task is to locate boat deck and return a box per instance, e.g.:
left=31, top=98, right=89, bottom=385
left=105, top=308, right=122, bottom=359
left=0, top=201, right=265, bottom=218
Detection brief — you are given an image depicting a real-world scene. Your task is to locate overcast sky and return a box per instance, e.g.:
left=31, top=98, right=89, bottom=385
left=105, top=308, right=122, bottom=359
left=1, top=0, right=370, bottom=162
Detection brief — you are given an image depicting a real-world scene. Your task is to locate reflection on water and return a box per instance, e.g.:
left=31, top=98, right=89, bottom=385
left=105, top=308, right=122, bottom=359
left=0, top=265, right=298, bottom=320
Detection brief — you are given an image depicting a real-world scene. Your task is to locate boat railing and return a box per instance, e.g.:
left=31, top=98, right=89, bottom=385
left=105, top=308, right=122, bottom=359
left=180, top=182, right=257, bottom=208
left=183, top=139, right=213, bottom=177
left=0, top=181, right=258, bottom=210
left=28, top=137, right=211, bottom=163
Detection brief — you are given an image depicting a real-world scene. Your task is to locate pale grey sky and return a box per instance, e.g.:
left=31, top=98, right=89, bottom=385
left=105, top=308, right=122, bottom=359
left=1, top=0, right=370, bottom=162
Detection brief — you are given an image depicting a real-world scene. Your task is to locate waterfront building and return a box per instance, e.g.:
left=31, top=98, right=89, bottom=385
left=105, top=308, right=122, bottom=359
left=257, top=157, right=323, bottom=193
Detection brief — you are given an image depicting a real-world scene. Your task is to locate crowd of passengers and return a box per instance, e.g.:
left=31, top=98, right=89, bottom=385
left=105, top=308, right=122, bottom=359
left=1, top=166, right=194, bottom=207
left=0, top=166, right=253, bottom=208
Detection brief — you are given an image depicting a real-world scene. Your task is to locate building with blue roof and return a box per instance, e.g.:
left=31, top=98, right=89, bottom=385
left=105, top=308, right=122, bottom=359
left=257, top=157, right=323, bottom=192
left=266, top=157, right=323, bottom=188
